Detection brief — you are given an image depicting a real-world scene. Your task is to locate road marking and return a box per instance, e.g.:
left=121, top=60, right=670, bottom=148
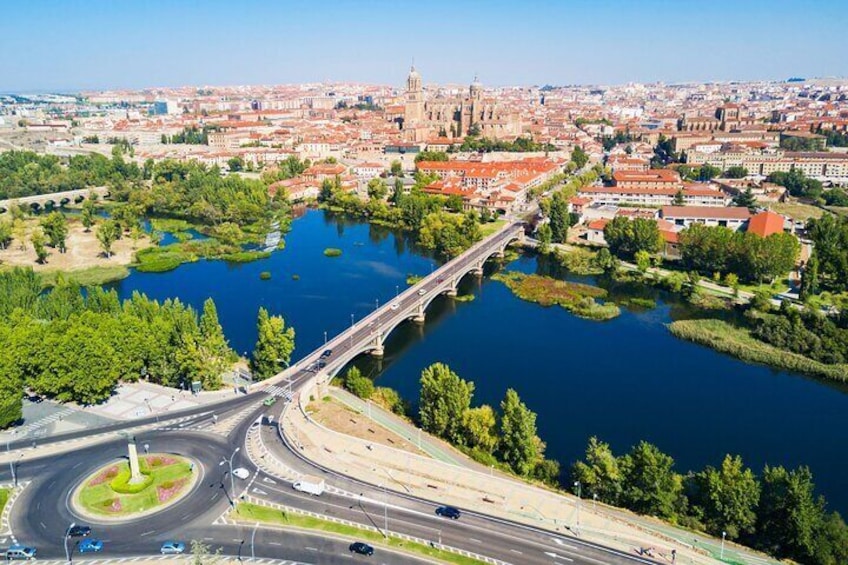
left=252, top=487, right=268, bottom=495
left=140, top=530, right=155, bottom=537
left=510, top=549, right=523, bottom=554
left=263, top=477, right=277, bottom=484
left=553, top=539, right=578, bottom=550
left=545, top=552, right=574, bottom=562
left=39, top=522, right=46, bottom=529
left=202, top=538, right=214, bottom=541
left=305, top=546, right=318, bottom=551
left=469, top=538, right=481, bottom=543
left=269, top=542, right=282, bottom=546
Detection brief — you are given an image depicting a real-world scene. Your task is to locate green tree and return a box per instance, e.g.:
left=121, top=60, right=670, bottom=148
left=414, top=151, right=449, bottom=163
left=498, top=388, right=541, bottom=476
left=698, top=164, right=722, bottom=181
left=592, top=247, right=618, bottom=273
left=571, top=146, right=589, bottom=169
left=227, top=156, right=244, bottom=172
left=0, top=326, right=23, bottom=428
left=603, top=217, right=662, bottom=260
left=724, top=165, right=749, bottom=179
left=673, top=189, right=685, bottom=206
left=757, top=465, right=824, bottom=562
left=390, top=160, right=404, bottom=177
left=30, top=228, right=48, bottom=264
left=418, top=363, right=474, bottom=444
left=620, top=441, right=683, bottom=519
left=571, top=436, right=624, bottom=505
left=635, top=250, right=652, bottom=273
left=0, top=219, right=12, bottom=249
left=461, top=405, right=498, bottom=454
left=40, top=211, right=69, bottom=252
left=81, top=199, right=96, bottom=232
left=366, top=178, right=388, bottom=200
left=343, top=366, right=374, bottom=399
left=547, top=192, right=571, bottom=243
left=96, top=219, right=120, bottom=257
left=733, top=187, right=758, bottom=211
left=800, top=254, right=819, bottom=300
left=251, top=307, right=296, bottom=380
left=692, top=455, right=760, bottom=540
left=536, top=223, right=553, bottom=254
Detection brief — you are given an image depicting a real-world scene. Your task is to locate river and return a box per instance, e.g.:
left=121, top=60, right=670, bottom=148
left=106, top=209, right=848, bottom=514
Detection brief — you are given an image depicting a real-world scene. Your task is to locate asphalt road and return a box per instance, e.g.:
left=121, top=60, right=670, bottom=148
left=2, top=222, right=660, bottom=564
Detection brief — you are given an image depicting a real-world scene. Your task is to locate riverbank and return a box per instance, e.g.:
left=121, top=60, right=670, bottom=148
left=668, top=318, right=848, bottom=381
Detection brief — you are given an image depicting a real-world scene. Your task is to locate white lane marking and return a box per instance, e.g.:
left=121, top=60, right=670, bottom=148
left=553, top=538, right=578, bottom=550
left=469, top=538, right=482, bottom=543
left=545, top=552, right=574, bottom=562
left=140, top=530, right=155, bottom=537
left=269, top=542, right=282, bottom=546
left=510, top=549, right=523, bottom=554
left=305, top=546, right=318, bottom=551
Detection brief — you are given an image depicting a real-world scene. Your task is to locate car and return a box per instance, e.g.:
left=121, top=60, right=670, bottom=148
left=25, top=394, right=43, bottom=404
left=418, top=288, right=426, bottom=295
left=5, top=544, right=37, bottom=560
left=435, top=505, right=461, bottom=520
left=78, top=539, right=104, bottom=553
left=263, top=396, right=277, bottom=406
left=160, top=541, right=186, bottom=555
left=317, top=360, right=327, bottom=369
left=67, top=525, right=91, bottom=538
left=390, top=303, right=399, bottom=310
left=349, top=542, right=374, bottom=556
left=232, top=467, right=250, bottom=480
left=321, top=349, right=333, bottom=358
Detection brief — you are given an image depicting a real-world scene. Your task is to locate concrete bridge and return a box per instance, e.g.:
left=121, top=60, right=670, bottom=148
left=260, top=221, right=525, bottom=392
left=0, top=186, right=108, bottom=214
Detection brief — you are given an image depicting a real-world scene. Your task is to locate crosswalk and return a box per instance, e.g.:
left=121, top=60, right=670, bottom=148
left=263, top=385, right=293, bottom=402
left=13, top=407, right=76, bottom=437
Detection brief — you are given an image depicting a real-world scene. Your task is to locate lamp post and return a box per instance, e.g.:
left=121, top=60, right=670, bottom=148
left=276, top=358, right=291, bottom=395
left=593, top=492, right=598, bottom=511
left=574, top=481, right=582, bottom=528
left=64, top=522, right=76, bottom=564
left=721, top=530, right=726, bottom=560
left=382, top=482, right=388, bottom=537
left=219, top=447, right=241, bottom=505
left=323, top=330, right=328, bottom=345
left=395, top=285, right=399, bottom=298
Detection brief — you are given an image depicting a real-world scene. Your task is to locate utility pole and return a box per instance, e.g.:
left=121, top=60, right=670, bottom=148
left=64, top=522, right=76, bottom=564
left=574, top=481, right=582, bottom=529
left=219, top=447, right=241, bottom=505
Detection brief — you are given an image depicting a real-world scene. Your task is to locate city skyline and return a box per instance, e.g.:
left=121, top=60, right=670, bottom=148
left=2, top=0, right=848, bottom=92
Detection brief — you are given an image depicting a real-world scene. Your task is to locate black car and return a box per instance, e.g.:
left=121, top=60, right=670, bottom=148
left=317, top=360, right=327, bottom=369
left=349, top=542, right=374, bottom=556
left=26, top=394, right=43, bottom=403
left=436, top=505, right=461, bottom=520
left=67, top=525, right=92, bottom=538
left=321, top=349, right=333, bottom=358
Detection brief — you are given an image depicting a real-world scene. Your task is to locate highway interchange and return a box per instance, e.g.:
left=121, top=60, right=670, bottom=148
left=0, top=223, right=660, bottom=564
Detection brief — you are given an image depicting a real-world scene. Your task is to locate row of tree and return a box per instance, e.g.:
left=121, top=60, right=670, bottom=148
left=766, top=169, right=823, bottom=200
left=0, top=150, right=141, bottom=199
left=0, top=268, right=295, bottom=423
left=571, top=437, right=848, bottom=565
left=342, top=362, right=559, bottom=484
left=804, top=213, right=848, bottom=294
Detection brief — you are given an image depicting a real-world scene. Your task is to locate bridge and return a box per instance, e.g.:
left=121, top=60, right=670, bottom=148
left=0, top=185, right=108, bottom=214
left=261, top=221, right=525, bottom=391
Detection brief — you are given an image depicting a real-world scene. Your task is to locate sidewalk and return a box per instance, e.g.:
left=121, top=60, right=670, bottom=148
left=286, top=381, right=781, bottom=565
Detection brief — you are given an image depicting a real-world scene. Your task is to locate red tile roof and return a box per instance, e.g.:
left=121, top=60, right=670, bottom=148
left=747, top=210, right=785, bottom=237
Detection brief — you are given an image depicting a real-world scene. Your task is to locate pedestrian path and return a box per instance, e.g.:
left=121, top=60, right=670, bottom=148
left=35, top=557, right=306, bottom=564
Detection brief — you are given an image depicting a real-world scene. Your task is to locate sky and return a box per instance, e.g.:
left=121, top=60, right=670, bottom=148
left=2, top=0, right=847, bottom=92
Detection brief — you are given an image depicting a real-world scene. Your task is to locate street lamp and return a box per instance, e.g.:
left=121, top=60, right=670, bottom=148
left=721, top=530, right=726, bottom=560
left=276, top=358, right=291, bottom=395
left=219, top=447, right=241, bottom=505
left=574, top=481, right=582, bottom=529
left=323, top=330, right=328, bottom=345
left=64, top=522, right=76, bottom=563
left=395, top=285, right=399, bottom=298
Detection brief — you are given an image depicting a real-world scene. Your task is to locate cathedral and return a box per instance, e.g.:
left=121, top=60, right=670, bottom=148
left=400, top=66, right=521, bottom=143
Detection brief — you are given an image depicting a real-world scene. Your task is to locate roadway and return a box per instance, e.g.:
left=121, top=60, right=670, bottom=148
left=0, top=221, right=663, bottom=564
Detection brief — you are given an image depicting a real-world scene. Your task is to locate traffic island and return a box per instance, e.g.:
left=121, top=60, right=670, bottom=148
left=73, top=454, right=197, bottom=521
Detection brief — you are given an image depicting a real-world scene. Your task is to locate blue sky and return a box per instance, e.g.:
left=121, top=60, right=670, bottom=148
left=2, top=0, right=847, bottom=91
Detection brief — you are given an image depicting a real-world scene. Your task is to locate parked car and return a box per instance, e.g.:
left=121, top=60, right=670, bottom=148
left=232, top=467, right=250, bottom=480
left=435, top=505, right=461, bottom=520
left=5, top=544, right=37, bottom=560
left=67, top=525, right=91, bottom=538
left=78, top=539, right=104, bottom=553
left=349, top=542, right=374, bottom=556
left=263, top=396, right=277, bottom=407
left=160, top=541, right=186, bottom=555
left=321, top=349, right=333, bottom=358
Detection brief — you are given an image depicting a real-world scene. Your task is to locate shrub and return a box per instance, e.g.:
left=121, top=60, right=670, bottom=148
left=259, top=271, right=271, bottom=280
left=110, top=469, right=153, bottom=493
left=323, top=247, right=342, bottom=257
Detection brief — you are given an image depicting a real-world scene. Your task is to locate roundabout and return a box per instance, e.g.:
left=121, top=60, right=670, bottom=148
left=71, top=453, right=199, bottom=522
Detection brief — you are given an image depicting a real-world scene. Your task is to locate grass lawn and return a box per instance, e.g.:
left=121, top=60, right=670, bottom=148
left=0, top=488, right=9, bottom=516
left=235, top=502, right=487, bottom=565
left=479, top=219, right=507, bottom=238
left=37, top=265, right=130, bottom=288
left=770, top=201, right=825, bottom=221
left=77, top=456, right=193, bottom=516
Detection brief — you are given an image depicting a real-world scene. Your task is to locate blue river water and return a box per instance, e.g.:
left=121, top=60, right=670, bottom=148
left=106, top=209, right=848, bottom=514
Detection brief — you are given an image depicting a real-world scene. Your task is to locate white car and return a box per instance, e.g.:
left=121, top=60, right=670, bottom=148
left=390, top=303, right=399, bottom=310
left=232, top=467, right=250, bottom=480
left=418, top=288, right=426, bottom=295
